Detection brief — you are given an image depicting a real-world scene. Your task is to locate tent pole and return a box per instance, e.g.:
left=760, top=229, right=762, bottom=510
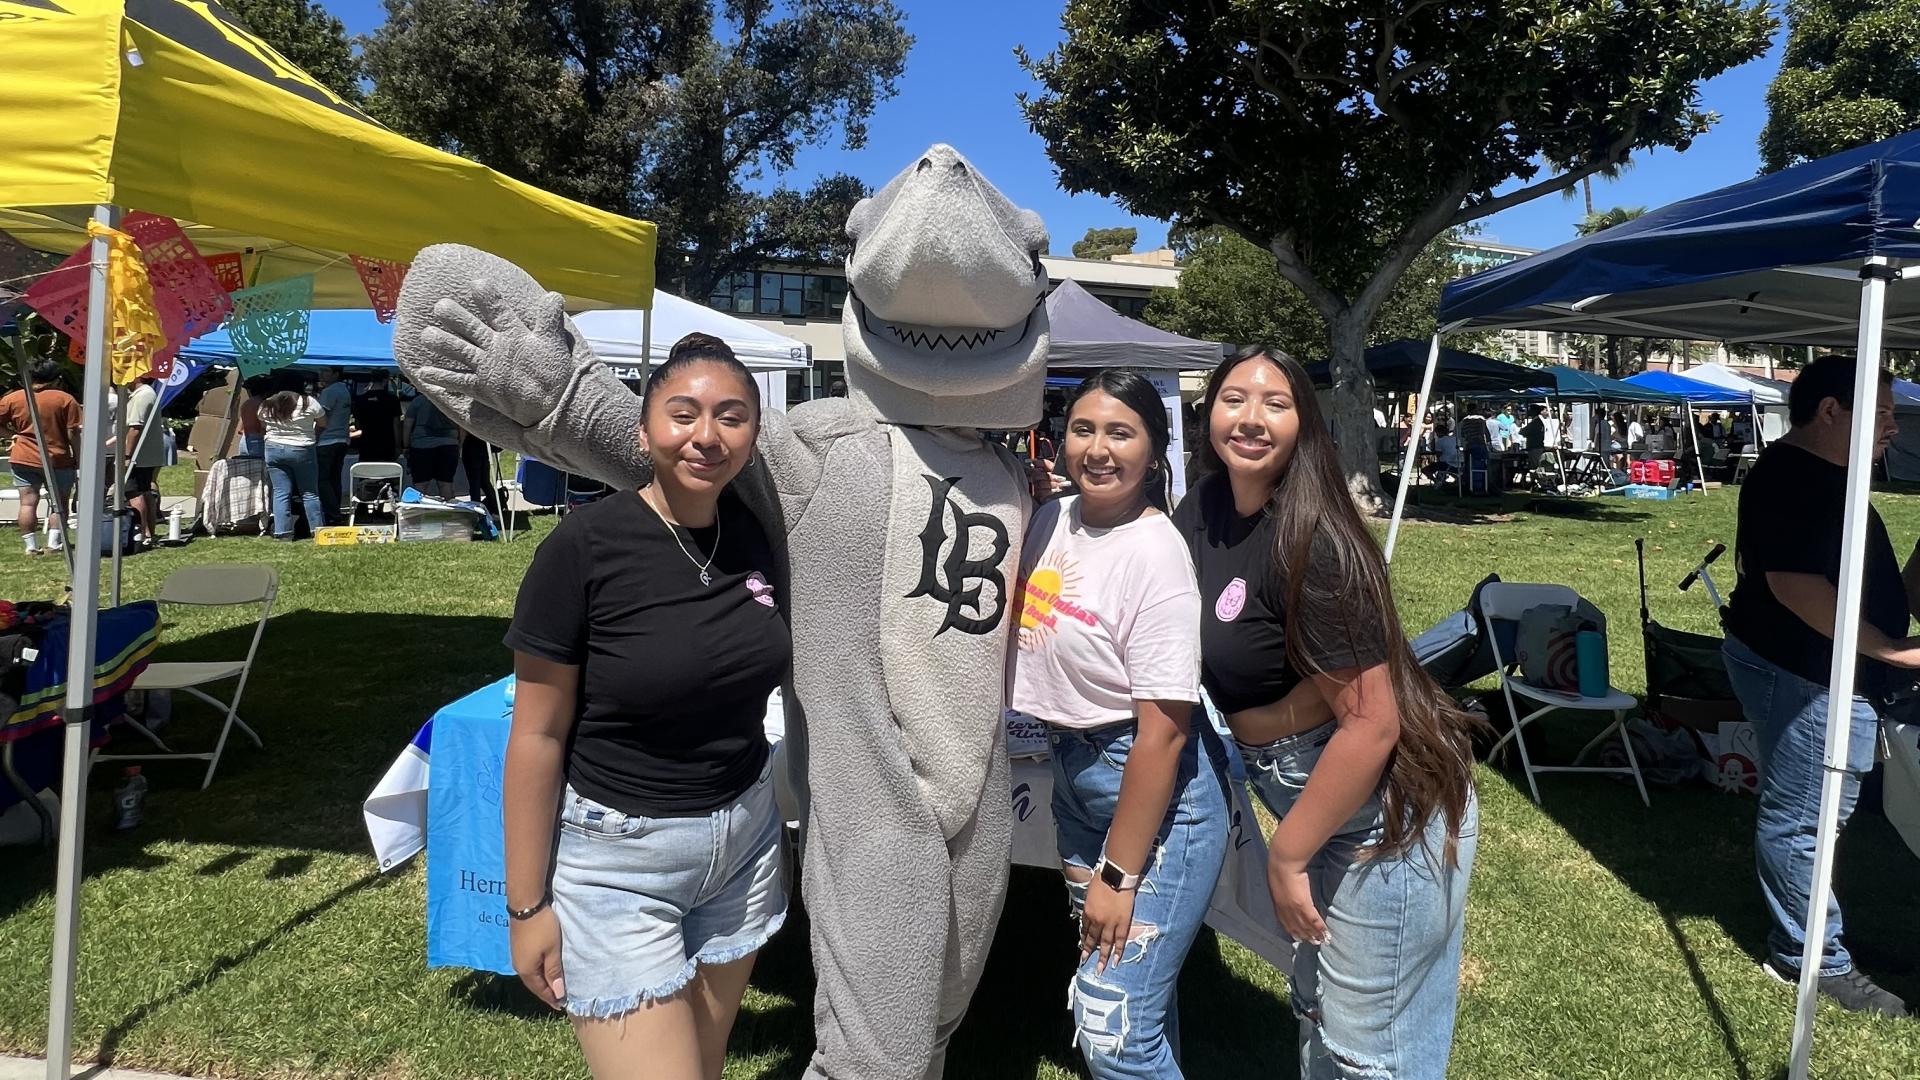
left=110, top=386, right=128, bottom=606
left=1685, top=401, right=1703, bottom=492
left=46, top=203, right=119, bottom=1080
left=640, top=306, right=652, bottom=383
left=1384, top=330, right=1448, bottom=564
left=1788, top=258, right=1894, bottom=1080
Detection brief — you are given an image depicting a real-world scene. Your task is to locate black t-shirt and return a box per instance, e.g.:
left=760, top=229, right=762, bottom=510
left=1171, top=474, right=1390, bottom=714
left=1724, top=442, right=1911, bottom=696
left=352, top=390, right=402, bottom=462
left=1521, top=417, right=1545, bottom=452
left=504, top=489, right=792, bottom=816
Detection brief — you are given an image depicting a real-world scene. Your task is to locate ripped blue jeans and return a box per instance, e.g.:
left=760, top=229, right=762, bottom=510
left=1049, top=720, right=1230, bottom=1079
left=1242, top=721, right=1478, bottom=1080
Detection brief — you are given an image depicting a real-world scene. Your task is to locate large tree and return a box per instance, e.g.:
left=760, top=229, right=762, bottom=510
left=362, top=0, right=911, bottom=297
left=1761, top=0, right=1920, bottom=171
left=1143, top=227, right=1485, bottom=360
left=227, top=0, right=363, bottom=104
left=1072, top=226, right=1138, bottom=259
left=1020, top=0, right=1775, bottom=502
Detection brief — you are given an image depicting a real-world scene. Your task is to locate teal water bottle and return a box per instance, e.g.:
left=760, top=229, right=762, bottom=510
left=1576, top=630, right=1609, bottom=698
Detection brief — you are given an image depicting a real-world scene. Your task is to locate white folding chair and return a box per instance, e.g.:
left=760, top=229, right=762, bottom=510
left=97, top=565, right=278, bottom=789
left=1480, top=582, right=1649, bottom=807
left=348, top=461, right=405, bottom=537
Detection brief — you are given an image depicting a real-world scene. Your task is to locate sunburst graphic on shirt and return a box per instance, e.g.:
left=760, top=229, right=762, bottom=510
left=1019, top=551, right=1100, bottom=648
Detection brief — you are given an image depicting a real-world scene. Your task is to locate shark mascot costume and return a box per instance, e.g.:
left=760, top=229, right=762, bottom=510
left=393, top=145, right=1045, bottom=1079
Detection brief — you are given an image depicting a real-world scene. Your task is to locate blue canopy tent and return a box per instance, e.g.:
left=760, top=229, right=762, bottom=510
left=1393, top=128, right=1920, bottom=1079
left=1306, top=338, right=1540, bottom=393
left=1624, top=369, right=1763, bottom=457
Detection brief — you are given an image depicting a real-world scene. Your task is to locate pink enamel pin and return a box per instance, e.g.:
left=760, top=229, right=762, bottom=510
left=746, top=572, right=777, bottom=608
left=1215, top=577, right=1248, bottom=622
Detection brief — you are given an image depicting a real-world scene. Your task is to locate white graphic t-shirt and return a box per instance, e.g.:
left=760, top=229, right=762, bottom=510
left=1010, top=495, right=1202, bottom=729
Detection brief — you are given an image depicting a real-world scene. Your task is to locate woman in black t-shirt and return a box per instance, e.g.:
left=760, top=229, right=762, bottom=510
left=1171, top=346, right=1483, bottom=1080
left=501, top=334, right=791, bottom=1080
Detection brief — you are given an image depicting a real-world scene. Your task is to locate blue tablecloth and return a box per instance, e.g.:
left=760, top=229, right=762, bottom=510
left=424, top=677, right=515, bottom=974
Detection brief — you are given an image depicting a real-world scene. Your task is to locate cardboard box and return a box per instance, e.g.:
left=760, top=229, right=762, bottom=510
left=197, top=386, right=233, bottom=417
left=188, top=415, right=232, bottom=468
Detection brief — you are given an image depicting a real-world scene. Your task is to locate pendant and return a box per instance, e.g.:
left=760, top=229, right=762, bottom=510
left=700, top=569, right=712, bottom=587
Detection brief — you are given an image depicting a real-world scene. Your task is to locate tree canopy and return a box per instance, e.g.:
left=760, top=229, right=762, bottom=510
left=1071, top=226, right=1138, bottom=260
left=1760, top=0, right=1920, bottom=171
left=1143, top=227, right=1484, bottom=360
left=1020, top=0, right=1775, bottom=500
left=227, top=0, right=363, bottom=104
left=362, top=0, right=911, bottom=297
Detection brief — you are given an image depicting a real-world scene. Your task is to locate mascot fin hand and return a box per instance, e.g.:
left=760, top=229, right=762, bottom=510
left=395, top=243, right=647, bottom=490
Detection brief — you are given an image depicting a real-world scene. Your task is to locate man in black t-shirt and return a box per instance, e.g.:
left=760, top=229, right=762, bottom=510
left=1722, top=354, right=1920, bottom=1018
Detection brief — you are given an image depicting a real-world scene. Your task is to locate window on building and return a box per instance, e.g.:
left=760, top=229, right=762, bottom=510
left=1096, top=293, right=1152, bottom=320
left=707, top=270, right=848, bottom=319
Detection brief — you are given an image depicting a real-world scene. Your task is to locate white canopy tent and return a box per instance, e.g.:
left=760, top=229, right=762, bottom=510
left=1395, top=128, right=1920, bottom=1079
left=574, top=291, right=811, bottom=411
left=1682, top=362, right=1792, bottom=442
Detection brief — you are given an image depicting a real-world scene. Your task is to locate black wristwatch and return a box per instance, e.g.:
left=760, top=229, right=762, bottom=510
left=506, top=894, right=551, bottom=921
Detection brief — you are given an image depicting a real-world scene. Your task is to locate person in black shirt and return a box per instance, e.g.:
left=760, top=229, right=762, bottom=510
left=501, top=333, right=792, bottom=1076
left=1171, top=346, right=1484, bottom=1079
left=1721, top=354, right=1920, bottom=1018
left=349, top=378, right=403, bottom=464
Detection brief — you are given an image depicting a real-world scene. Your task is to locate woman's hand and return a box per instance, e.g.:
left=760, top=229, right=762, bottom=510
left=1267, top=853, right=1328, bottom=946
left=1080, top=878, right=1137, bottom=974
left=509, top=907, right=568, bottom=1010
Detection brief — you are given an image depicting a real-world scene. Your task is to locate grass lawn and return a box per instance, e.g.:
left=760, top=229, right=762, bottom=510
left=2, top=467, right=1920, bottom=1078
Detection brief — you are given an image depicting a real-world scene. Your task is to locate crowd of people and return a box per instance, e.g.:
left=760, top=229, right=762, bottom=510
left=498, top=335, right=1481, bottom=1079
left=1407, top=399, right=1761, bottom=490
left=0, top=361, right=499, bottom=550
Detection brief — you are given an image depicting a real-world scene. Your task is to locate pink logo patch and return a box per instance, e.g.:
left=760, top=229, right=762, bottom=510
left=745, top=572, right=777, bottom=608
left=1215, top=577, right=1248, bottom=622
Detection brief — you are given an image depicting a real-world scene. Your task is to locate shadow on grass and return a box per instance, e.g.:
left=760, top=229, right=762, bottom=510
left=1506, top=744, right=1920, bottom=1074
left=94, top=869, right=393, bottom=1069
left=1, top=610, right=515, bottom=921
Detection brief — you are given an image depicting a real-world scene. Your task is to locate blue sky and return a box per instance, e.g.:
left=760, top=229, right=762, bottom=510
left=326, top=0, right=1786, bottom=256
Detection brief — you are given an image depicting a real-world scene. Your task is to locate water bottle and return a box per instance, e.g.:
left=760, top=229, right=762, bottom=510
left=167, top=507, right=183, bottom=542
left=113, top=767, right=148, bottom=831
left=1576, top=630, right=1610, bottom=698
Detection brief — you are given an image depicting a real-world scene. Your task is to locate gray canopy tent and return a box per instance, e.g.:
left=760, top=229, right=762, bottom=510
left=1044, top=280, right=1223, bottom=498
left=1398, top=128, right=1920, bottom=1079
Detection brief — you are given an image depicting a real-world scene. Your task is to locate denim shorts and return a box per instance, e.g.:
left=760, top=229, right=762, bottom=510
left=550, top=758, right=787, bottom=1018
left=11, top=462, right=77, bottom=494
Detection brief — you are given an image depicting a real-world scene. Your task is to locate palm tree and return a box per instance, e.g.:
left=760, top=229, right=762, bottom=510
left=1577, top=205, right=1647, bottom=236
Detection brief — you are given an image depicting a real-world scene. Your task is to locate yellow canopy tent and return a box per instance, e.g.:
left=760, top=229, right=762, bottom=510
left=0, top=0, right=654, bottom=306
left=0, top=6, right=657, bottom=1078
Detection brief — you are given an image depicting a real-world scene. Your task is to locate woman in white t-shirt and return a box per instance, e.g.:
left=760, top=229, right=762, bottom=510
left=1011, top=370, right=1229, bottom=1079
left=259, top=386, right=330, bottom=540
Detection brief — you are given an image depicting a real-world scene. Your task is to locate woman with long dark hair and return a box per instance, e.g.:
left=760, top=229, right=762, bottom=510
left=259, top=382, right=329, bottom=540
left=502, top=333, right=789, bottom=1080
left=1172, top=346, right=1481, bottom=1079
left=1012, top=370, right=1227, bottom=1078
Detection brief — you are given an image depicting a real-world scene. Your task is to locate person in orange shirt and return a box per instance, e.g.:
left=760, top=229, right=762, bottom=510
left=0, top=359, right=83, bottom=555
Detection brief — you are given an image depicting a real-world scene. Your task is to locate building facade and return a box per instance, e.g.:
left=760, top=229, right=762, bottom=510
left=702, top=253, right=1183, bottom=398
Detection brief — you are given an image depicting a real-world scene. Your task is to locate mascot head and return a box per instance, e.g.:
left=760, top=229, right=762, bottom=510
left=841, top=144, right=1049, bottom=429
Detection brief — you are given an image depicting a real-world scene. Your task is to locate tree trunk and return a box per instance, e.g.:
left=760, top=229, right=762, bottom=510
left=1324, top=309, right=1384, bottom=510
left=1582, top=176, right=1594, bottom=218
left=1606, top=337, right=1623, bottom=380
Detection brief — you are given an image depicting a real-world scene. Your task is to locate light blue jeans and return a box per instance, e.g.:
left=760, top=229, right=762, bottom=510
left=1050, top=720, right=1230, bottom=1079
left=263, top=442, right=326, bottom=539
left=1722, top=634, right=1881, bottom=977
left=1241, top=722, right=1478, bottom=1080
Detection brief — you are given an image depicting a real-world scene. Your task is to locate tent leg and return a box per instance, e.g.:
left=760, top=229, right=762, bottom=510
left=46, top=203, right=119, bottom=1080
left=1685, top=401, right=1702, bottom=492
left=1384, top=331, right=1445, bottom=564
left=640, top=307, right=652, bottom=383
left=1788, top=259, right=1893, bottom=1080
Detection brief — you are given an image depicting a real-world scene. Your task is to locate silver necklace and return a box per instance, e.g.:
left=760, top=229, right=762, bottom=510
left=641, top=488, right=720, bottom=586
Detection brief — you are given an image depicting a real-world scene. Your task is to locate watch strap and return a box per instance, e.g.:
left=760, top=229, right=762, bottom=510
left=1094, top=856, right=1141, bottom=892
